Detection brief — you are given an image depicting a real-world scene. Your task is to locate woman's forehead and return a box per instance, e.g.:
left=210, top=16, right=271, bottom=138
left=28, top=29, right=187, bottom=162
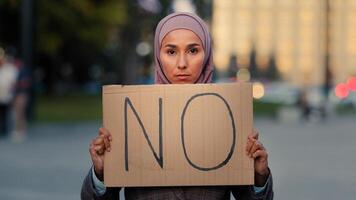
left=161, top=29, right=204, bottom=47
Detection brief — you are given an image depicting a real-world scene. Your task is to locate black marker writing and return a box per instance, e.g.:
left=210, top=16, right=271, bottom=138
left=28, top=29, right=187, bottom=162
left=124, top=97, right=163, bottom=171
left=180, top=93, right=236, bottom=171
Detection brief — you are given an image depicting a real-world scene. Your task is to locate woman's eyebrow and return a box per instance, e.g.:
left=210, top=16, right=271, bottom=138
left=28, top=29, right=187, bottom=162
left=187, top=43, right=201, bottom=48
left=163, top=44, right=176, bottom=48
left=163, top=43, right=201, bottom=48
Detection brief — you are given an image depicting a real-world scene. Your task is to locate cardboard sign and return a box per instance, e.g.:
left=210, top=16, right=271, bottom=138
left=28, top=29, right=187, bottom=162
left=103, top=83, right=254, bottom=187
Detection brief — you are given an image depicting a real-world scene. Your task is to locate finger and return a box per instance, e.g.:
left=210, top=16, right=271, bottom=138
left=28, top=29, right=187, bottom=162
left=246, top=134, right=257, bottom=154
left=99, top=129, right=111, bottom=152
left=91, top=138, right=105, bottom=154
left=100, top=127, right=112, bottom=141
left=93, top=137, right=103, bottom=145
left=249, top=141, right=265, bottom=157
left=249, top=129, right=259, bottom=140
left=94, top=144, right=105, bottom=155
left=100, top=134, right=111, bottom=152
left=246, top=137, right=255, bottom=153
left=91, top=139, right=105, bottom=156
left=90, top=143, right=101, bottom=157
left=252, top=149, right=268, bottom=159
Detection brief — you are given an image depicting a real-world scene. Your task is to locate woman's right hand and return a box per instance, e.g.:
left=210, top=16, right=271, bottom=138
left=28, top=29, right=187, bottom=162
left=89, top=127, right=112, bottom=181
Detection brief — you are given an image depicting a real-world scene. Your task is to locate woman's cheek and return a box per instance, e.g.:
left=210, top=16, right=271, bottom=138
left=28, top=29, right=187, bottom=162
left=192, top=57, right=204, bottom=77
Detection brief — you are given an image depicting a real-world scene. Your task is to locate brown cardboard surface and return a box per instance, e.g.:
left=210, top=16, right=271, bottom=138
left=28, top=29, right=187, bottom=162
left=103, top=83, right=254, bottom=187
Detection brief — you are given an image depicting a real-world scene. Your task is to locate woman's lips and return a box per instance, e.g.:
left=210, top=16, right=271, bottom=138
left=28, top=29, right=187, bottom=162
left=176, top=74, right=190, bottom=80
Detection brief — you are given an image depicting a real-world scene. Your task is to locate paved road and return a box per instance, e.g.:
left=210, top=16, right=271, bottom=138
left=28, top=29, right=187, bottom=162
left=0, top=116, right=355, bottom=200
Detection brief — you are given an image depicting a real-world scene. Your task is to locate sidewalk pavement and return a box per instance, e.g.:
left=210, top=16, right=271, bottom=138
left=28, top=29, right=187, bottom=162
left=0, top=116, right=355, bottom=200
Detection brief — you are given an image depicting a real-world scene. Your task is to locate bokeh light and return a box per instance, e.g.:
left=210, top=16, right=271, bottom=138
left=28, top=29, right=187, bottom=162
left=172, top=0, right=196, bottom=13
left=347, top=77, right=356, bottom=91
left=252, top=82, right=265, bottom=99
left=136, top=42, right=151, bottom=57
left=335, top=83, right=349, bottom=99
left=236, top=68, right=251, bottom=82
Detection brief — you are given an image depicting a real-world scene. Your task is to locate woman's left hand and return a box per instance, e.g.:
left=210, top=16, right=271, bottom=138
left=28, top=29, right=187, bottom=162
left=246, top=130, right=270, bottom=186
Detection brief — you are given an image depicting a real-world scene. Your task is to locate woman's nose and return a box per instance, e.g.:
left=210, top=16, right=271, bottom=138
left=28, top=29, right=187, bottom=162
left=177, top=54, right=187, bottom=69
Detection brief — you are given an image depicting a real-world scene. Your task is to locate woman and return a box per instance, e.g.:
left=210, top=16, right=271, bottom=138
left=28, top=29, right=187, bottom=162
left=81, top=12, right=273, bottom=200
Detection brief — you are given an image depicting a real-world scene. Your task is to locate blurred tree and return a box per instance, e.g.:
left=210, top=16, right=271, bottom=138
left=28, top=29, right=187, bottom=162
left=36, top=0, right=177, bottom=91
left=227, top=54, right=238, bottom=78
left=37, top=1, right=126, bottom=56
left=249, top=48, right=279, bottom=81
left=194, top=0, right=212, bottom=21
left=249, top=46, right=259, bottom=79
left=265, top=53, right=279, bottom=80
left=35, top=0, right=127, bottom=93
left=0, top=0, right=21, bottom=49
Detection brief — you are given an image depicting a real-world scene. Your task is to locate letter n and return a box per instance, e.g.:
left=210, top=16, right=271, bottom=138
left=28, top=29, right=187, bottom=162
left=124, top=97, right=163, bottom=171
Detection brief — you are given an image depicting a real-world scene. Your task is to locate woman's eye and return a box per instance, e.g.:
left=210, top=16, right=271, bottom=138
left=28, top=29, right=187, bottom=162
left=167, top=50, right=176, bottom=55
left=189, top=48, right=198, bottom=54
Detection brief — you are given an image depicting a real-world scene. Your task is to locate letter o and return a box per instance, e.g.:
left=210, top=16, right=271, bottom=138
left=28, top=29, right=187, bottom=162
left=181, top=93, right=236, bottom=171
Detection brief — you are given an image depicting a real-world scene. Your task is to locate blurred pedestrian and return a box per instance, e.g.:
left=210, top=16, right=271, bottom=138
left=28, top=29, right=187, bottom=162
left=297, top=89, right=311, bottom=122
left=0, top=47, right=19, bottom=138
left=6, top=47, right=31, bottom=142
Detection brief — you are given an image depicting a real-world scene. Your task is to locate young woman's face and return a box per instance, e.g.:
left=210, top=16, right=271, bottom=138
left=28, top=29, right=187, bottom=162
left=160, top=29, right=205, bottom=84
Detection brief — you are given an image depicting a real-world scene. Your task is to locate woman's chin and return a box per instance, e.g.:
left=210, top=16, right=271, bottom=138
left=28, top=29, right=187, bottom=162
left=171, top=80, right=194, bottom=84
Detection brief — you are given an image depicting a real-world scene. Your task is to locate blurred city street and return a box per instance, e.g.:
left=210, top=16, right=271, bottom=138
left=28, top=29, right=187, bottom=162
left=0, top=116, right=355, bottom=200
left=1, top=0, right=356, bottom=200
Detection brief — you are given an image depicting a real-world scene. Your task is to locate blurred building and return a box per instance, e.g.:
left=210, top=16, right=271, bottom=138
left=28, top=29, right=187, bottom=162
left=212, top=0, right=356, bottom=86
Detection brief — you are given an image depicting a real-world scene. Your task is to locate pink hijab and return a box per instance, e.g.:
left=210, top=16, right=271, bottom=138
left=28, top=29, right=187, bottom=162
left=154, top=12, right=214, bottom=84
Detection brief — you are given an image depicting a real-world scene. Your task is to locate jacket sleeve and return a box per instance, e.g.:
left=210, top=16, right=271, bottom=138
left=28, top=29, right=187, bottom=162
left=81, top=167, right=121, bottom=200
left=231, top=172, right=274, bottom=200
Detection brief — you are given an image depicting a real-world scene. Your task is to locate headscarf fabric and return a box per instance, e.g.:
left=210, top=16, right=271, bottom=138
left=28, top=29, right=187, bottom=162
left=154, top=12, right=214, bottom=84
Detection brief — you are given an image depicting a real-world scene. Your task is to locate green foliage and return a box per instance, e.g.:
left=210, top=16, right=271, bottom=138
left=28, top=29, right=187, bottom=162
left=35, top=94, right=102, bottom=122
left=36, top=0, right=127, bottom=55
left=253, top=100, right=282, bottom=118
